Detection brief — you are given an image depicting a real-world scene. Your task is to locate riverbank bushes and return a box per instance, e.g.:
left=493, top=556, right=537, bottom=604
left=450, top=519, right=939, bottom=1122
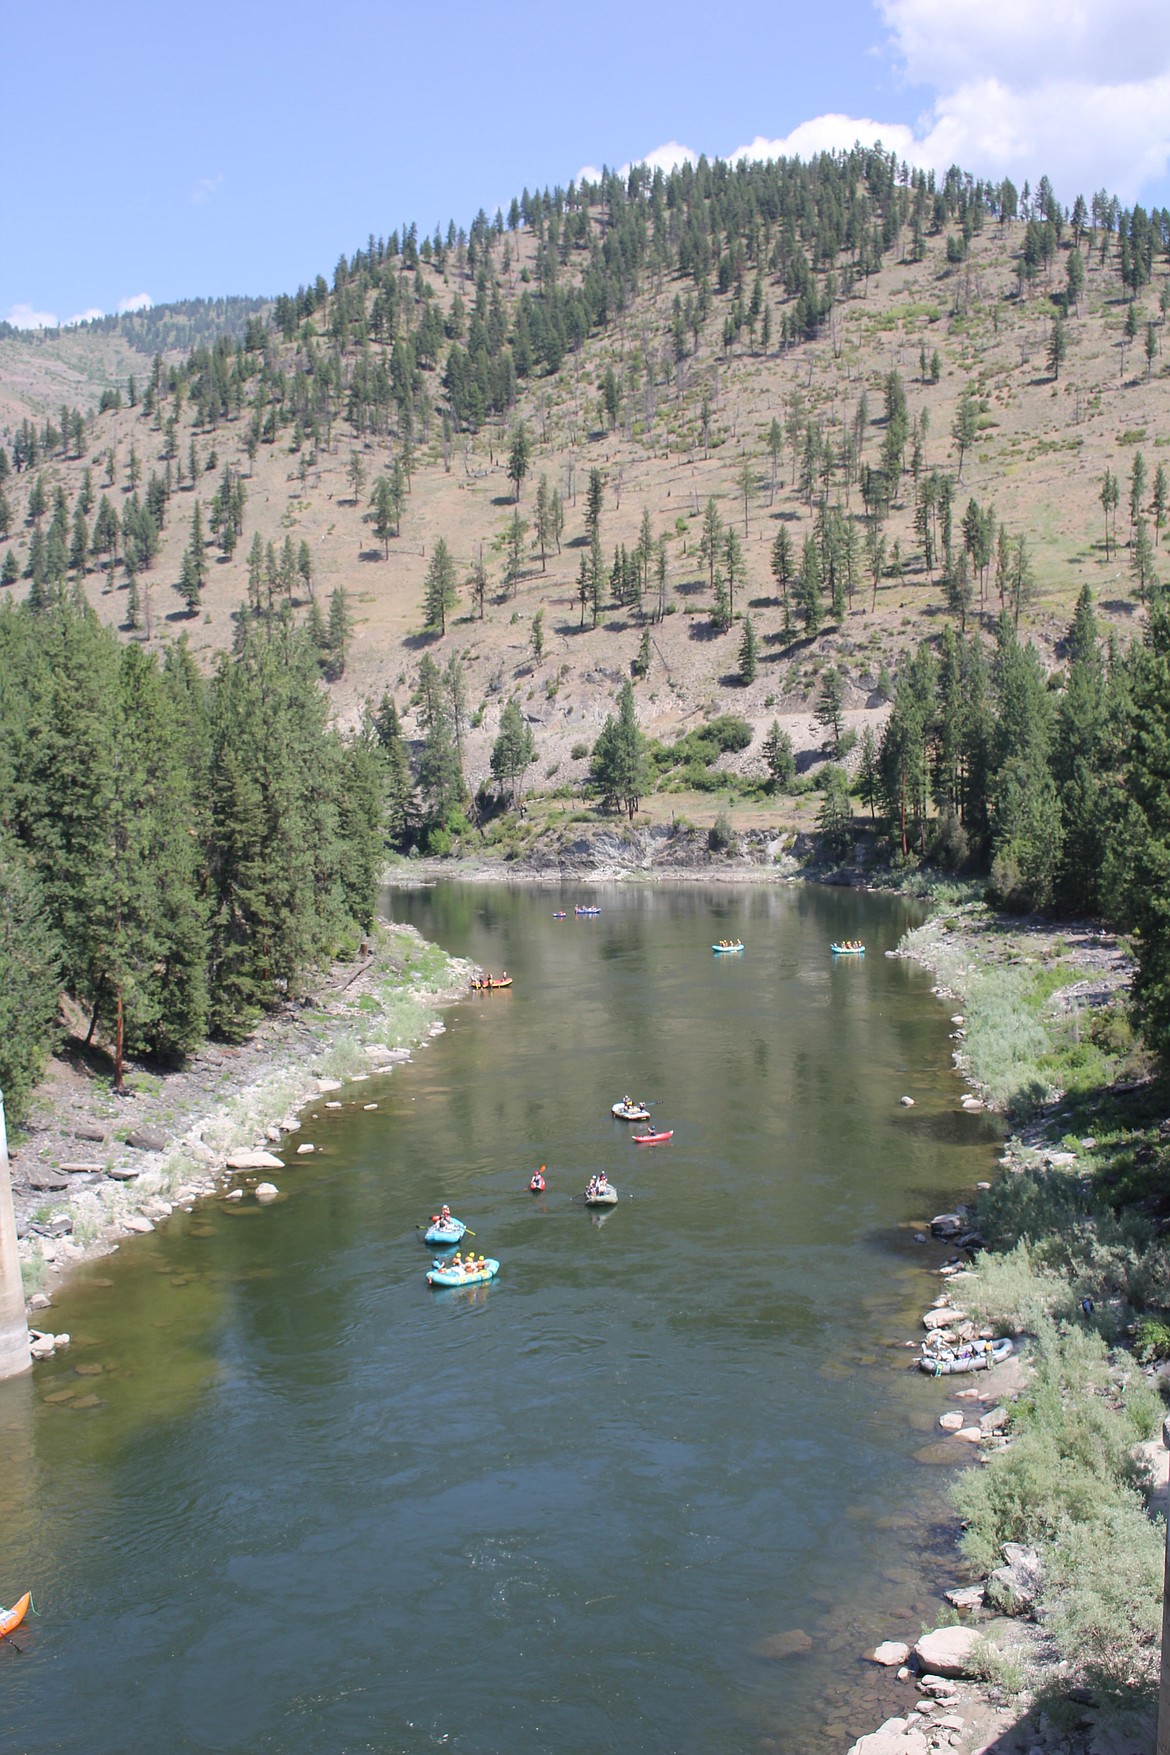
left=952, top=1321, right=1164, bottom=1696
left=0, top=597, right=387, bottom=1116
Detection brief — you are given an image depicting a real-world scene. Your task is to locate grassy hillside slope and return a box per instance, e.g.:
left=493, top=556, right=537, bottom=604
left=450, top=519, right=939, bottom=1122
left=1, top=159, right=1167, bottom=831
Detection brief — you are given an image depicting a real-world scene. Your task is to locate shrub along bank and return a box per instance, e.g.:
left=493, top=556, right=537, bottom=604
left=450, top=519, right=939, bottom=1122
left=900, top=903, right=1170, bottom=1705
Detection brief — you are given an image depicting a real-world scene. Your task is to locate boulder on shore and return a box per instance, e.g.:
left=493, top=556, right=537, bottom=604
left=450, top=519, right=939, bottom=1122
left=225, top=1150, right=283, bottom=1171
left=912, top=1625, right=982, bottom=1678
left=847, top=1719, right=930, bottom=1755
left=126, top=1127, right=168, bottom=1151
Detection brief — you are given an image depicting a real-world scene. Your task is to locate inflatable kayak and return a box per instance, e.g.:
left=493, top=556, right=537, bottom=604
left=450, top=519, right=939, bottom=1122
left=575, top=906, right=601, bottom=916
left=633, top=1130, right=673, bottom=1145
left=919, top=1337, right=1013, bottom=1375
left=423, top=1217, right=466, bottom=1247
left=712, top=941, right=744, bottom=953
left=830, top=944, right=865, bottom=956
left=529, top=1168, right=546, bottom=1192
left=584, top=1182, right=618, bottom=1207
left=552, top=911, right=566, bottom=919
left=0, top=1593, right=30, bottom=1638
left=471, top=976, right=513, bottom=990
left=427, top=1258, right=499, bottom=1289
left=612, top=1101, right=651, bottom=1121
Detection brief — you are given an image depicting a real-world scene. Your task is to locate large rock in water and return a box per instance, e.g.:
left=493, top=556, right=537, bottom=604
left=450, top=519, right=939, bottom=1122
left=225, top=1150, right=283, bottom=1171
left=912, top=1625, right=982, bottom=1677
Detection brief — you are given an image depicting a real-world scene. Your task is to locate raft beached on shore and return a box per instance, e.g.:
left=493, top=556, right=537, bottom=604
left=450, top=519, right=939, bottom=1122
left=471, top=976, right=513, bottom=990
left=919, top=1337, right=1013, bottom=1375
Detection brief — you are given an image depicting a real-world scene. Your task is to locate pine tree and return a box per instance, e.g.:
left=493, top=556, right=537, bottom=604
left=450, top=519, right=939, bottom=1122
left=815, top=669, right=846, bottom=754
left=1115, top=601, right=1170, bottom=1061
left=508, top=421, right=531, bottom=501
left=723, top=526, right=744, bottom=622
left=771, top=527, right=794, bottom=635
left=817, top=766, right=854, bottom=861
left=738, top=614, right=758, bottom=685
left=589, top=680, right=650, bottom=819
left=368, top=476, right=397, bottom=557
left=952, top=384, right=978, bottom=481
left=798, top=535, right=823, bottom=635
left=699, top=497, right=722, bottom=594
left=762, top=721, right=795, bottom=792
left=325, top=586, right=353, bottom=678
left=179, top=549, right=201, bottom=616
left=534, top=474, right=552, bottom=570
left=490, top=698, right=536, bottom=806
left=0, top=842, right=61, bottom=1125
left=423, top=537, right=458, bottom=633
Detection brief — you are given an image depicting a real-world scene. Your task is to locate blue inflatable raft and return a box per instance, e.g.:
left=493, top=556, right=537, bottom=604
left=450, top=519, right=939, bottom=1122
left=427, top=1258, right=499, bottom=1288
left=424, top=1217, right=466, bottom=1247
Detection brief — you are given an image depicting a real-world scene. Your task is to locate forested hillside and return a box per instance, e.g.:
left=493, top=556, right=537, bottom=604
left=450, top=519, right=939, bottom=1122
left=3, top=145, right=1170, bottom=1102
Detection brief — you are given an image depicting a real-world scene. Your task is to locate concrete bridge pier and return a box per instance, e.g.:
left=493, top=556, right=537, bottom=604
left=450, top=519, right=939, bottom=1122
left=0, top=1093, right=31, bottom=1381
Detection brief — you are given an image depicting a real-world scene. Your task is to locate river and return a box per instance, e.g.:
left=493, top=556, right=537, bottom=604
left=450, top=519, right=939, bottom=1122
left=0, top=881, right=1001, bottom=1754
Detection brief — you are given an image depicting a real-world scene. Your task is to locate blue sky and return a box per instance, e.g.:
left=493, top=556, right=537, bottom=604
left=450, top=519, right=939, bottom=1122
left=6, top=0, right=1170, bottom=328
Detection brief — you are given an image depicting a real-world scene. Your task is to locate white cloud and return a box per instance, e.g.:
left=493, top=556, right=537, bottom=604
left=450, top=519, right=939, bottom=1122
left=878, top=0, right=1170, bottom=200
left=582, top=0, right=1170, bottom=210
left=117, top=292, right=153, bottom=315
left=879, top=0, right=1167, bottom=92
left=191, top=173, right=223, bottom=206
left=64, top=307, right=105, bottom=327
left=5, top=302, right=59, bottom=330
left=577, top=141, right=699, bottom=184
left=729, top=116, right=921, bottom=167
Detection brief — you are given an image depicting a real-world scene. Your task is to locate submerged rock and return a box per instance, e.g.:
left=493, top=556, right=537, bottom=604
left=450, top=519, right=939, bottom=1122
left=753, top=1628, right=813, bottom=1659
left=868, top=1640, right=911, bottom=1667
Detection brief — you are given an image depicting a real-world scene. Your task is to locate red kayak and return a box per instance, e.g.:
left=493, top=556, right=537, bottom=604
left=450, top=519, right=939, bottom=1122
left=529, top=1168, right=546, bottom=1192
left=634, top=1130, right=673, bottom=1145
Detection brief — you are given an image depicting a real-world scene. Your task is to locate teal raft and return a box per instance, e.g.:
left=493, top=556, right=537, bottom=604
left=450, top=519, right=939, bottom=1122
left=427, top=1258, right=499, bottom=1289
left=830, top=943, right=865, bottom=956
left=712, top=941, right=744, bottom=954
left=423, top=1217, right=466, bottom=1247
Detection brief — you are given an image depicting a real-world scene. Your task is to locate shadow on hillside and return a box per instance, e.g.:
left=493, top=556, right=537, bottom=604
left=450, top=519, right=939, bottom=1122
left=357, top=548, right=385, bottom=563
left=687, top=620, right=727, bottom=642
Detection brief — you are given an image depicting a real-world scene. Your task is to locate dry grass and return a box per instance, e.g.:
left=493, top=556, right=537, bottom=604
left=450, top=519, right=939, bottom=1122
left=2, top=214, right=1167, bottom=805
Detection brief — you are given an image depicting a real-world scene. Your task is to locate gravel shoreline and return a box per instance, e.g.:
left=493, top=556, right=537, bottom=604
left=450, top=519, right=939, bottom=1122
left=12, top=920, right=472, bottom=1324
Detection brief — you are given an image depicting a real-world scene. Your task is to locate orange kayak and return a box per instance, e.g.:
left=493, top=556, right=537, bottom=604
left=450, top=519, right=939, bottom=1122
left=0, top=1593, right=30, bottom=1637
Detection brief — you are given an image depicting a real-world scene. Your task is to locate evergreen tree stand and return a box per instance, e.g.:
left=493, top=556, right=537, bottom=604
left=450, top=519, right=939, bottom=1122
left=0, top=1093, right=31, bottom=1379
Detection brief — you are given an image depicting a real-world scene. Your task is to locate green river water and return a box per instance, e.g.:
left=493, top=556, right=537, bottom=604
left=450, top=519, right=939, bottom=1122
left=0, top=881, right=1002, bottom=1754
